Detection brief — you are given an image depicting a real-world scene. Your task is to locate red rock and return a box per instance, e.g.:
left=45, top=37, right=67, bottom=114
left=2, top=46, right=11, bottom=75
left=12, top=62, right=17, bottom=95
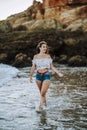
left=42, top=0, right=87, bottom=8
left=42, top=0, right=68, bottom=8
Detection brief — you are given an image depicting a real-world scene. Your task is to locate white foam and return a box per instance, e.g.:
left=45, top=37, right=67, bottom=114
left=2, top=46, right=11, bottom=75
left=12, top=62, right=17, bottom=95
left=0, top=64, right=19, bottom=86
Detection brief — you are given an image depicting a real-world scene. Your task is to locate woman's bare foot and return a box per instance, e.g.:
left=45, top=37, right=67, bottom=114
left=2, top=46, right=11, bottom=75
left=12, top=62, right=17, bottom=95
left=39, top=105, right=43, bottom=111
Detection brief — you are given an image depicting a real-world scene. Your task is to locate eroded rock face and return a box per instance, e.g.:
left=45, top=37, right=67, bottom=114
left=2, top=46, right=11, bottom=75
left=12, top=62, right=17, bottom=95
left=43, top=0, right=68, bottom=8
left=3, top=0, right=87, bottom=28
left=23, top=19, right=63, bottom=30
left=68, top=0, right=87, bottom=4
left=5, top=1, right=43, bottom=27
left=42, top=0, right=87, bottom=8
left=60, top=5, right=87, bottom=32
left=60, top=5, right=87, bottom=24
left=0, top=21, right=12, bottom=32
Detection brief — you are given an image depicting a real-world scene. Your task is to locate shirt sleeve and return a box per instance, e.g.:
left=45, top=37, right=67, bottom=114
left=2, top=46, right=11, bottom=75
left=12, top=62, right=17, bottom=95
left=49, top=58, right=52, bottom=64
left=32, top=59, right=36, bottom=65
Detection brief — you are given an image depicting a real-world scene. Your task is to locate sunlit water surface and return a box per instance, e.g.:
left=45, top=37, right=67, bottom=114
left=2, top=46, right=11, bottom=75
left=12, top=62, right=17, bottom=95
left=0, top=63, right=87, bottom=130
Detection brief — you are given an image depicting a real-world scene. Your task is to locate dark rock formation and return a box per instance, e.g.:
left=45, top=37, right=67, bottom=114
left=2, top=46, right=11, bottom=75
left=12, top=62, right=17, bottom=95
left=0, top=21, right=12, bottom=32
left=68, top=55, right=87, bottom=66
left=12, top=53, right=31, bottom=67
left=0, top=29, right=87, bottom=67
left=0, top=0, right=87, bottom=67
left=0, top=53, right=8, bottom=63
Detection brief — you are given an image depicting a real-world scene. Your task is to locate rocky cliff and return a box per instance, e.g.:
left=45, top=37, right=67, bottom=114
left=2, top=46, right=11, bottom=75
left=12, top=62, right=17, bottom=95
left=1, top=0, right=87, bottom=28
left=0, top=0, right=87, bottom=67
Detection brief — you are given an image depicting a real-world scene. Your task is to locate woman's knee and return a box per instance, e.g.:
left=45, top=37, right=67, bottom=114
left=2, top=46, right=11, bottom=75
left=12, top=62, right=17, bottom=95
left=41, top=91, right=46, bottom=97
left=40, top=80, right=50, bottom=95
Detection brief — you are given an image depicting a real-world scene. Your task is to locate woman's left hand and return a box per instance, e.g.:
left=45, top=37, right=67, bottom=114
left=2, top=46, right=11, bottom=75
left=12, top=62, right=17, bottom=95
left=57, top=72, right=63, bottom=77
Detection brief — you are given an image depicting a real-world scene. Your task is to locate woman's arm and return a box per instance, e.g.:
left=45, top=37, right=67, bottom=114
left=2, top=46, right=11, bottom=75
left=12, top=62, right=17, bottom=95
left=50, top=63, right=63, bottom=77
left=29, top=64, right=36, bottom=82
left=29, top=55, right=37, bottom=82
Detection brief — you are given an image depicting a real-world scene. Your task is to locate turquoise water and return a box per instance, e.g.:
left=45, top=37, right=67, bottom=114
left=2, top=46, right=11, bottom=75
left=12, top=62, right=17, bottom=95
left=0, top=64, right=87, bottom=130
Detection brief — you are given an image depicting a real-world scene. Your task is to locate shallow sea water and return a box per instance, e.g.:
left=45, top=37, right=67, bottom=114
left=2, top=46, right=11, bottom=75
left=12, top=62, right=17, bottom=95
left=0, top=64, right=87, bottom=130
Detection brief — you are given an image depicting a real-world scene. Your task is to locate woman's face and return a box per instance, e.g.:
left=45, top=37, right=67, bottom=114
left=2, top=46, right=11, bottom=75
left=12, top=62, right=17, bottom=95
left=40, top=44, right=47, bottom=53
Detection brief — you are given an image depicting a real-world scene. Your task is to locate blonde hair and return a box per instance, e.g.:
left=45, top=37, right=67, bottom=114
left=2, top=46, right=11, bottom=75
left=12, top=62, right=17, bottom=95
left=36, top=41, right=49, bottom=54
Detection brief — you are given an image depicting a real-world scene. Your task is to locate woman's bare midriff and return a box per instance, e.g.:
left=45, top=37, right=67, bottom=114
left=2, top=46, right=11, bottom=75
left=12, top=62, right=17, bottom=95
left=37, top=68, right=48, bottom=74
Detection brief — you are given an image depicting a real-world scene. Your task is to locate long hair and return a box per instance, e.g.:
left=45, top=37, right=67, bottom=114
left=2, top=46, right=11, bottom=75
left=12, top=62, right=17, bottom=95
left=36, top=41, right=49, bottom=54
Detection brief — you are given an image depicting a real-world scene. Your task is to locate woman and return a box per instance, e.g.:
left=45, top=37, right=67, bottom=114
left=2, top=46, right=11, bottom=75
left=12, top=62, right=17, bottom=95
left=29, top=41, right=63, bottom=111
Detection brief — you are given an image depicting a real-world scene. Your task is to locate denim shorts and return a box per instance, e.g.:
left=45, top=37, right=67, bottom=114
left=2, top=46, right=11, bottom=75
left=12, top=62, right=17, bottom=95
left=36, top=71, right=50, bottom=82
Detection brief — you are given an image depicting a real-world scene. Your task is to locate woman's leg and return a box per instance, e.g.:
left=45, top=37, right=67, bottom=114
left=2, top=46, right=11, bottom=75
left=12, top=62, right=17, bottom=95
left=36, top=81, right=43, bottom=110
left=36, top=81, right=42, bottom=92
left=36, top=73, right=42, bottom=92
left=40, top=80, right=50, bottom=108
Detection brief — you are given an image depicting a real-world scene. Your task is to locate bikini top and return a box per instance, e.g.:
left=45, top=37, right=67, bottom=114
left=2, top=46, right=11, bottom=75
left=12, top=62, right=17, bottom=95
left=32, top=58, right=52, bottom=70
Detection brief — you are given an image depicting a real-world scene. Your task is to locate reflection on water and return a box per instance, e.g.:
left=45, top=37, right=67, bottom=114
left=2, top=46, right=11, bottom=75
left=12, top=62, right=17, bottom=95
left=0, top=64, right=87, bottom=130
left=47, top=66, right=87, bottom=130
left=39, top=111, right=47, bottom=125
